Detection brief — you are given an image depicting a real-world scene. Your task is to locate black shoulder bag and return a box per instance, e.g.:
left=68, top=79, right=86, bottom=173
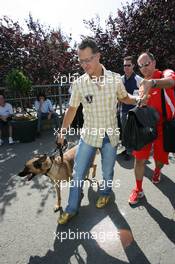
left=161, top=89, right=175, bottom=152
left=122, top=105, right=159, bottom=150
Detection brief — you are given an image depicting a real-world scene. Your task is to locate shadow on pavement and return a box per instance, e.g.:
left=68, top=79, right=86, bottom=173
left=28, top=187, right=151, bottom=264
left=116, top=153, right=135, bottom=170
left=130, top=198, right=175, bottom=245
left=0, top=131, right=57, bottom=220
left=145, top=166, right=175, bottom=209
left=116, top=153, right=151, bottom=170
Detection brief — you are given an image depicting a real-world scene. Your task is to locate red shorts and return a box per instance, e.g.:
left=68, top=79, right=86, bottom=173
left=133, top=126, right=169, bottom=164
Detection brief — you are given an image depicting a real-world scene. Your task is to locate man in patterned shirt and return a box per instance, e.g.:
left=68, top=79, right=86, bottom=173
left=57, top=38, right=144, bottom=224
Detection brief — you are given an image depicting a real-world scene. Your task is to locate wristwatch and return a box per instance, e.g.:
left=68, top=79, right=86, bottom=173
left=151, top=79, right=157, bottom=88
left=135, top=97, right=141, bottom=105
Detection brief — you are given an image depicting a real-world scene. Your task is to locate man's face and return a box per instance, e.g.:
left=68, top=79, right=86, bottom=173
left=123, top=60, right=134, bottom=76
left=137, top=54, right=156, bottom=78
left=78, top=47, right=100, bottom=76
left=0, top=95, right=5, bottom=106
left=39, top=96, right=45, bottom=102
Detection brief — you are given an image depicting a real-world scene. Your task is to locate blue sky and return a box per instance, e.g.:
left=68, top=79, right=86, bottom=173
left=0, top=0, right=131, bottom=40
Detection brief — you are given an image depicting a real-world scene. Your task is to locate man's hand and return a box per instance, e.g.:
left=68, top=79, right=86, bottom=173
left=139, top=79, right=153, bottom=97
left=39, top=99, right=44, bottom=111
left=55, top=106, right=78, bottom=146
left=40, top=98, right=44, bottom=103
left=138, top=95, right=149, bottom=107
left=56, top=132, right=64, bottom=146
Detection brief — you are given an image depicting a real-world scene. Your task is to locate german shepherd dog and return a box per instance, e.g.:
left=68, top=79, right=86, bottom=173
left=18, top=146, right=97, bottom=212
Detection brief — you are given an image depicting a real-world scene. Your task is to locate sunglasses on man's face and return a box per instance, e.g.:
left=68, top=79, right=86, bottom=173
left=124, top=64, right=132, bottom=67
left=138, top=61, right=151, bottom=69
left=79, top=55, right=97, bottom=65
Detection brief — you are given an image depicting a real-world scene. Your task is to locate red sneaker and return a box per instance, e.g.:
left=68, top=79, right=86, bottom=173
left=152, top=170, right=161, bottom=184
left=128, top=189, right=144, bottom=205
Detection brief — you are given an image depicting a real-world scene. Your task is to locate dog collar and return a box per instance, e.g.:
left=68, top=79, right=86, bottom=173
left=45, top=157, right=54, bottom=176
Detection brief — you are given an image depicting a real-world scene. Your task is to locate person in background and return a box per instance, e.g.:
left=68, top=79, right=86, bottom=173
left=129, top=52, right=175, bottom=205
left=120, top=56, right=143, bottom=160
left=34, top=92, right=59, bottom=136
left=0, top=94, right=14, bottom=145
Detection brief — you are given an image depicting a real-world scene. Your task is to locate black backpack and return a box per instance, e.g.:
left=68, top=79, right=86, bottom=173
left=122, top=106, right=159, bottom=150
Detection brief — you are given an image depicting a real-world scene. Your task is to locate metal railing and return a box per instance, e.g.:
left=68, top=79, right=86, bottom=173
left=2, top=84, right=71, bottom=117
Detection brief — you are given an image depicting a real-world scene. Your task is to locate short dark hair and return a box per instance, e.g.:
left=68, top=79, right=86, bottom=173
left=139, top=51, right=155, bottom=61
left=78, top=37, right=99, bottom=54
left=124, top=56, right=134, bottom=64
left=37, top=92, right=46, bottom=101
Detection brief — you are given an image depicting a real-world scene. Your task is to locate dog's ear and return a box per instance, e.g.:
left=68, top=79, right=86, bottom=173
left=34, top=154, right=42, bottom=158
left=18, top=166, right=29, bottom=177
left=39, top=154, right=47, bottom=162
left=33, top=154, right=47, bottom=169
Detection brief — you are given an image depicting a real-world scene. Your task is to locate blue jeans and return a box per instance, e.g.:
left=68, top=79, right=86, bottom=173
left=65, top=134, right=117, bottom=214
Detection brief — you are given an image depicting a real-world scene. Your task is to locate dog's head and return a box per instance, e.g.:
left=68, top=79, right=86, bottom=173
left=18, top=154, right=52, bottom=181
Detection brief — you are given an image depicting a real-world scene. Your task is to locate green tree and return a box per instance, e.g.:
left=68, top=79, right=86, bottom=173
left=85, top=0, right=175, bottom=73
left=5, top=69, right=31, bottom=95
left=0, top=15, right=78, bottom=85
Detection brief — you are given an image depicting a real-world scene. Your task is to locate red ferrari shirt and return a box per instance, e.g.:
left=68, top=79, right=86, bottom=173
left=144, top=69, right=175, bottom=125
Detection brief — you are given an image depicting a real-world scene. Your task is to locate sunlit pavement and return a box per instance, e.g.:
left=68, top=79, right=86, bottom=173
left=0, top=131, right=175, bottom=264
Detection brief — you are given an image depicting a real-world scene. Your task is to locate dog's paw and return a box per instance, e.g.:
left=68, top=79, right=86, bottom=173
left=53, top=205, right=62, bottom=213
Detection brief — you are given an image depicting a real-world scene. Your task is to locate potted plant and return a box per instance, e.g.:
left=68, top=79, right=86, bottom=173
left=5, top=69, right=38, bottom=142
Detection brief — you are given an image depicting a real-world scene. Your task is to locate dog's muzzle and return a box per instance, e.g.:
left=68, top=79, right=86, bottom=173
left=18, top=168, right=36, bottom=181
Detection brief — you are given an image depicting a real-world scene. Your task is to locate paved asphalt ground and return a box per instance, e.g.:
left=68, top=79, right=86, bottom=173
left=0, top=131, right=175, bottom=264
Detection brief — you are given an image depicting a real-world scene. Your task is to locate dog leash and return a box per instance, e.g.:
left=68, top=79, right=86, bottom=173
left=45, top=143, right=67, bottom=176
left=44, top=139, right=68, bottom=160
left=55, top=139, right=68, bottom=162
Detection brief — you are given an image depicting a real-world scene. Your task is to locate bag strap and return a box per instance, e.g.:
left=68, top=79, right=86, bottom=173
left=160, top=70, right=175, bottom=119
left=164, top=90, right=175, bottom=116
left=161, top=89, right=175, bottom=120
left=161, top=89, right=167, bottom=120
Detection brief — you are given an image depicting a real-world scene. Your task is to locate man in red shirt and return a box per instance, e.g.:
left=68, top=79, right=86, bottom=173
left=129, top=51, right=175, bottom=205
